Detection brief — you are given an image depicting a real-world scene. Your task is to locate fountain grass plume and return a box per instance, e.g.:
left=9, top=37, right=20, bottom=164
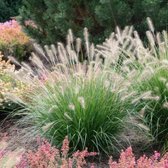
left=10, top=20, right=168, bottom=153
left=10, top=27, right=137, bottom=154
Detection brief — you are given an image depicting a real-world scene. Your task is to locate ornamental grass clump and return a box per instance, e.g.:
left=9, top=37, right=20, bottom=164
left=92, top=18, right=168, bottom=152
left=124, top=20, right=168, bottom=151
left=13, top=22, right=168, bottom=155
left=132, top=68, right=168, bottom=151
left=142, top=49, right=168, bottom=149
left=11, top=28, right=135, bottom=154
left=24, top=73, right=130, bottom=154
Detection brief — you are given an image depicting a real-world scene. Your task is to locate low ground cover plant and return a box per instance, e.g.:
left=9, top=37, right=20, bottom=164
left=15, top=137, right=168, bottom=168
left=1, top=135, right=168, bottom=168
left=17, top=136, right=98, bottom=168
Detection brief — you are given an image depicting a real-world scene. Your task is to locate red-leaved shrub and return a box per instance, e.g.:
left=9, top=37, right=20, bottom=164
left=109, top=147, right=168, bottom=168
left=17, top=136, right=97, bottom=168
left=16, top=137, right=168, bottom=168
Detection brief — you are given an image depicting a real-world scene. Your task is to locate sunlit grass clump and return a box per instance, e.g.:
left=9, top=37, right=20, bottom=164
left=126, top=24, right=168, bottom=151
left=9, top=20, right=168, bottom=154
left=133, top=68, right=168, bottom=150
left=23, top=71, right=131, bottom=154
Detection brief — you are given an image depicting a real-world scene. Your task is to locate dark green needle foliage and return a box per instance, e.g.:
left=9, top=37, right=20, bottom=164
left=19, top=0, right=168, bottom=45
left=0, top=0, right=22, bottom=22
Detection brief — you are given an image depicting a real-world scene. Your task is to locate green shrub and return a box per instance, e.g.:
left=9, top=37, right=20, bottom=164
left=19, top=0, right=168, bottom=45
left=0, top=0, right=22, bottom=22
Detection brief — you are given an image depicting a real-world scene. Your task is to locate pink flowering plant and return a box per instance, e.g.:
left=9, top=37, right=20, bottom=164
left=0, top=20, right=30, bottom=61
left=109, top=147, right=168, bottom=168
left=15, top=137, right=168, bottom=168
left=17, top=136, right=98, bottom=168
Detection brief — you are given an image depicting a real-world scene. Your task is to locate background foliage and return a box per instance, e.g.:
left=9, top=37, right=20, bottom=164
left=19, top=0, right=168, bottom=44
left=0, top=0, right=22, bottom=22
